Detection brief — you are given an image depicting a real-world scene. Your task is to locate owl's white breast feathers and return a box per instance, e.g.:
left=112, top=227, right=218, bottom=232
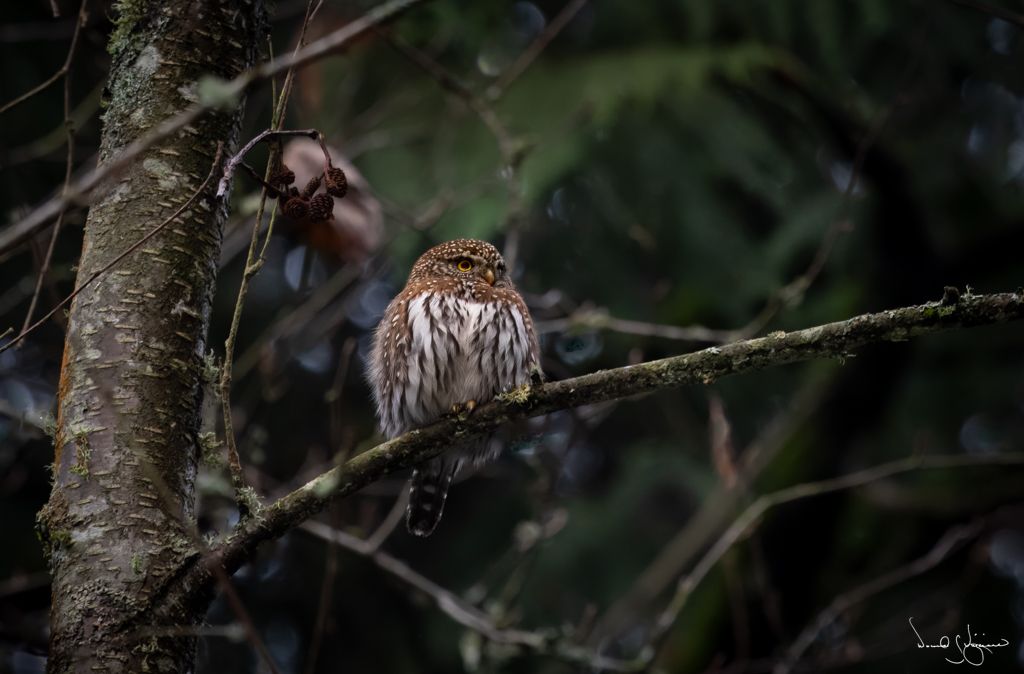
left=372, top=291, right=535, bottom=439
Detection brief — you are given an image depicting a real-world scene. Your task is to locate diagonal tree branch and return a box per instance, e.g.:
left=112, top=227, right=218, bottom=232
left=773, top=517, right=988, bottom=674
left=0, top=144, right=225, bottom=354
left=643, top=456, right=1020, bottom=668
left=301, top=519, right=641, bottom=672
left=0, top=0, right=428, bottom=257
left=0, top=0, right=88, bottom=116
left=176, top=290, right=1023, bottom=600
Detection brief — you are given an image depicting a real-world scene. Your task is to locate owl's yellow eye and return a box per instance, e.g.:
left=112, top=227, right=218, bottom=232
left=456, top=259, right=473, bottom=272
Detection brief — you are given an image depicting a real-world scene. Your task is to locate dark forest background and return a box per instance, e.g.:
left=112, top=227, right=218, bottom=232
left=2, top=1, right=1024, bottom=672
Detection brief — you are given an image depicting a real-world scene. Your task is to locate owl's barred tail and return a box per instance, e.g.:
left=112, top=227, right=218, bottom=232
left=406, top=459, right=456, bottom=537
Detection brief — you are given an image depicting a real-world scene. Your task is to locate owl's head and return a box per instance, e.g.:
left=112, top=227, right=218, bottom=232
left=408, top=239, right=511, bottom=288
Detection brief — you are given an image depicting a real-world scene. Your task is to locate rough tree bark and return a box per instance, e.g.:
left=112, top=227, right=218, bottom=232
left=36, top=1, right=264, bottom=671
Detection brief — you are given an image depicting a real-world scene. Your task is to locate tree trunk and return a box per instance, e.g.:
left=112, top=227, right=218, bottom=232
left=37, top=1, right=263, bottom=671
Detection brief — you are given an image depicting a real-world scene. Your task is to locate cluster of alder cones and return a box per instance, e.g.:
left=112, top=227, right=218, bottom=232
left=270, top=164, right=348, bottom=224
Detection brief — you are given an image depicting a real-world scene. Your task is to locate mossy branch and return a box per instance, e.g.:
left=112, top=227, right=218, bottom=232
left=183, top=290, right=1023, bottom=595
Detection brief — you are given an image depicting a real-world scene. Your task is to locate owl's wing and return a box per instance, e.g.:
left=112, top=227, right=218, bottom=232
left=368, top=292, right=413, bottom=438
left=506, top=291, right=542, bottom=382
left=371, top=287, right=469, bottom=435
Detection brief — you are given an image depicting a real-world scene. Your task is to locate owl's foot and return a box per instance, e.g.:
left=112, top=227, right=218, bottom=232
left=449, top=400, right=477, bottom=417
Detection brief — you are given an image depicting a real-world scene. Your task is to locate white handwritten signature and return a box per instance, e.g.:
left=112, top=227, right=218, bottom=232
left=909, top=617, right=1011, bottom=666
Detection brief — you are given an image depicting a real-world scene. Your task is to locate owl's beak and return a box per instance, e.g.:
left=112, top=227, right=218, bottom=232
left=482, top=268, right=496, bottom=285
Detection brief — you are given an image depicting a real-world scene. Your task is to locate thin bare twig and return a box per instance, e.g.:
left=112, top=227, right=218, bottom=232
left=327, top=336, right=359, bottom=457
left=216, top=127, right=331, bottom=198
left=5, top=81, right=102, bottom=167
left=382, top=35, right=515, bottom=153
left=382, top=34, right=530, bottom=270
left=537, top=307, right=735, bottom=344
left=270, top=0, right=325, bottom=130
left=217, top=0, right=327, bottom=511
left=218, top=1, right=326, bottom=516
left=728, top=97, right=896, bottom=342
left=301, top=521, right=531, bottom=639
left=708, top=394, right=739, bottom=489
left=487, top=0, right=590, bottom=262
left=19, top=0, right=89, bottom=339
left=238, top=160, right=282, bottom=194
left=232, top=261, right=366, bottom=379
left=643, top=455, right=1024, bottom=666
left=379, top=175, right=500, bottom=231
left=732, top=26, right=934, bottom=344
left=301, top=519, right=641, bottom=671
left=487, top=0, right=588, bottom=100
left=364, top=489, right=409, bottom=552
left=543, top=54, right=912, bottom=355
left=0, top=571, right=50, bottom=599
left=0, top=0, right=427, bottom=257
left=589, top=372, right=834, bottom=643
left=774, top=519, right=988, bottom=674
left=543, top=51, right=913, bottom=349
left=0, top=144, right=225, bottom=355
left=0, top=0, right=87, bottom=115
left=303, top=506, right=340, bottom=674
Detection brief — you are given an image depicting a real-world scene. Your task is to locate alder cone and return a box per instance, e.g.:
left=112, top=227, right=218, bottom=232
left=301, top=174, right=322, bottom=199
left=282, top=196, right=309, bottom=221
left=270, top=167, right=295, bottom=187
left=326, top=167, right=348, bottom=198
left=308, top=193, right=334, bottom=222
left=281, top=140, right=382, bottom=263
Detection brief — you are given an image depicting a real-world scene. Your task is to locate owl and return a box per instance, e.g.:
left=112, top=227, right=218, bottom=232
left=368, top=239, right=541, bottom=536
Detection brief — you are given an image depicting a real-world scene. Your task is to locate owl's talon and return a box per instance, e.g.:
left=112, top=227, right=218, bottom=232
left=449, top=400, right=478, bottom=417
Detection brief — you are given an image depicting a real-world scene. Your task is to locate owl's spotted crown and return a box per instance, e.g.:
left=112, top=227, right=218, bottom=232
left=407, top=238, right=509, bottom=287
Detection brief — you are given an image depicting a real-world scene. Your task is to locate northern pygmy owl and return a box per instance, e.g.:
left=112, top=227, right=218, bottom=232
left=368, top=239, right=541, bottom=536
